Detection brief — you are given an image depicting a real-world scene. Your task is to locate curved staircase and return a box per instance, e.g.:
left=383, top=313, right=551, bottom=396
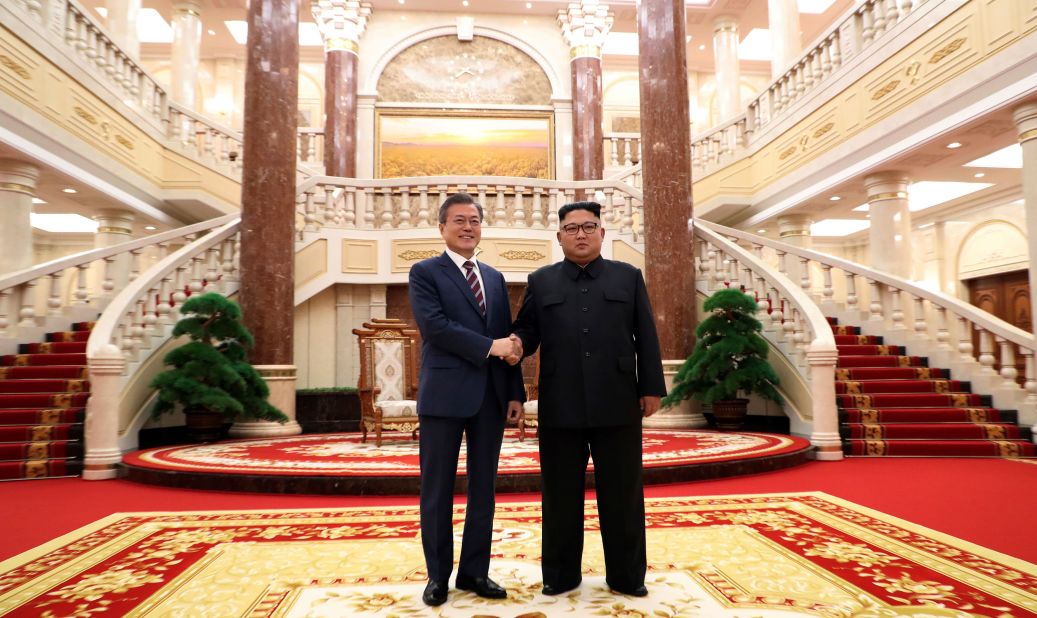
left=832, top=318, right=1035, bottom=457
left=0, top=322, right=94, bottom=480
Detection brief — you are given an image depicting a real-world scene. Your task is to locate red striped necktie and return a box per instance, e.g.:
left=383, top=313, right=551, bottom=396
left=462, top=260, right=486, bottom=315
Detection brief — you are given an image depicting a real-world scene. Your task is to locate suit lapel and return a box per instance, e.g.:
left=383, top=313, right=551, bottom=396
left=439, top=252, right=485, bottom=319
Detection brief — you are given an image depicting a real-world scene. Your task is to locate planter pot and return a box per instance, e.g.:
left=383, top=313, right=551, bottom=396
left=184, top=408, right=226, bottom=443
left=711, top=398, right=749, bottom=430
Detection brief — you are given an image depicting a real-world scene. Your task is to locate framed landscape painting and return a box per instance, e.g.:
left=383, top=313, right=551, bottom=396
left=376, top=111, right=553, bottom=179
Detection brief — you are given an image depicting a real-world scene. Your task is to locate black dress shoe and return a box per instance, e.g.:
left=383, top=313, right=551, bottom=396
left=542, top=578, right=581, bottom=596
left=609, top=583, right=648, bottom=597
left=422, top=580, right=448, bottom=606
left=455, top=574, right=507, bottom=599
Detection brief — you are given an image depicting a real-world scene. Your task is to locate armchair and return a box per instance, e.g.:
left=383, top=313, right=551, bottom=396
left=353, top=319, right=420, bottom=447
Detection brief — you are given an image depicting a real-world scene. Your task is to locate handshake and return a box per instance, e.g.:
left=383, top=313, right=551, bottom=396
left=490, top=334, right=523, bottom=366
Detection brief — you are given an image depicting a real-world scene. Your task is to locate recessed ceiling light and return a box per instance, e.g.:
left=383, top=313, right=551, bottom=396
left=62, top=188, right=77, bottom=194
left=757, top=229, right=767, bottom=233
left=144, top=225, right=157, bottom=230
left=698, top=44, right=705, bottom=51
left=30, top=213, right=99, bottom=233
left=522, top=19, right=528, bottom=24
left=399, top=0, right=405, bottom=4
left=31, top=197, right=46, bottom=205
left=207, top=29, right=216, bottom=35
left=946, top=141, right=962, bottom=149
left=525, top=1, right=532, bottom=7
left=829, top=196, right=841, bottom=201
left=462, top=0, right=469, bottom=6
left=974, top=172, right=985, bottom=178
left=964, top=143, right=1022, bottom=169
left=401, top=15, right=407, bottom=19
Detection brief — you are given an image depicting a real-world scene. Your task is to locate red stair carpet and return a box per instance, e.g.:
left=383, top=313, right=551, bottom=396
left=0, top=322, right=93, bottom=480
left=830, top=318, right=1036, bottom=457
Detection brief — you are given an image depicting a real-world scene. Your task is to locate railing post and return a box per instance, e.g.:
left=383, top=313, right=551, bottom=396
left=82, top=344, right=126, bottom=480
left=998, top=338, right=1018, bottom=388
left=977, top=328, right=996, bottom=375
left=399, top=188, right=412, bottom=229
left=807, top=342, right=842, bottom=460
left=18, top=280, right=38, bottom=327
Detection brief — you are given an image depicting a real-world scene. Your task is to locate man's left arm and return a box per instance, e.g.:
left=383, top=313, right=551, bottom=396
left=632, top=270, right=667, bottom=415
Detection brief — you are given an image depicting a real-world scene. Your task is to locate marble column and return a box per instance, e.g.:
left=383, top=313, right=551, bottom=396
left=312, top=1, right=371, bottom=178
left=864, top=172, right=913, bottom=279
left=91, top=209, right=135, bottom=294
left=712, top=16, right=742, bottom=122
left=777, top=213, right=813, bottom=293
left=0, top=159, right=39, bottom=275
left=170, top=0, right=202, bottom=110
left=104, top=0, right=141, bottom=59
left=767, top=0, right=801, bottom=78
left=235, top=0, right=302, bottom=437
left=559, top=0, right=612, bottom=181
left=638, top=0, right=706, bottom=428
left=1012, top=103, right=1037, bottom=338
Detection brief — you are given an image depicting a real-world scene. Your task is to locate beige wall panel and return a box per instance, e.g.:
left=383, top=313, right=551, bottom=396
left=1024, top=0, right=1037, bottom=29
left=293, top=297, right=310, bottom=388
left=159, top=153, right=240, bottom=204
left=840, top=91, right=862, bottom=135
left=392, top=240, right=444, bottom=273
left=296, top=239, right=328, bottom=287
left=305, top=287, right=338, bottom=388
left=958, top=220, right=1028, bottom=279
left=477, top=239, right=552, bottom=272
left=981, top=0, right=1021, bottom=49
left=612, top=240, right=645, bottom=270
left=0, top=35, right=39, bottom=102
left=341, top=240, right=378, bottom=273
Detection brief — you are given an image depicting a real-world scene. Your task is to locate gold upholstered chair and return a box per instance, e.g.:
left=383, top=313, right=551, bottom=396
left=353, top=319, right=419, bottom=447
left=519, top=353, right=539, bottom=441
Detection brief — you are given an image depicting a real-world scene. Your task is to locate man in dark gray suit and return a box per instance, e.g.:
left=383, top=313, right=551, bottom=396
left=511, top=201, right=666, bottom=598
left=408, top=193, right=525, bottom=606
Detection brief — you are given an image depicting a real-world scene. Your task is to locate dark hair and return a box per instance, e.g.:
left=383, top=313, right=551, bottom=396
left=558, top=201, right=601, bottom=223
left=438, top=192, right=484, bottom=224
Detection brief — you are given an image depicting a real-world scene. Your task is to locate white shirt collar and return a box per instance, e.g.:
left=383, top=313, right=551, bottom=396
left=444, top=248, right=479, bottom=271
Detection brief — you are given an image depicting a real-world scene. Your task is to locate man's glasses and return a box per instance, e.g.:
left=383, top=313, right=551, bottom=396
left=560, top=222, right=601, bottom=235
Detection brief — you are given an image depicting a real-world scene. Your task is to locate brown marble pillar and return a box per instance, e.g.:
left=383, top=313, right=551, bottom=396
left=638, top=0, right=695, bottom=359
left=571, top=55, right=603, bottom=181
left=239, top=0, right=298, bottom=365
left=324, top=48, right=358, bottom=177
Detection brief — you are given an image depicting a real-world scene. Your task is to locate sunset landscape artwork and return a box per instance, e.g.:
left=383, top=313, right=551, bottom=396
left=378, top=114, right=552, bottom=179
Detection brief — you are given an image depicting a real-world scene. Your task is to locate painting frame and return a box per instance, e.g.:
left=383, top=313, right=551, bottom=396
left=375, top=109, right=555, bottom=179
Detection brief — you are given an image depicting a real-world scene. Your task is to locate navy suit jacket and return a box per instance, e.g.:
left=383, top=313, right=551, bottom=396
left=409, top=252, right=524, bottom=418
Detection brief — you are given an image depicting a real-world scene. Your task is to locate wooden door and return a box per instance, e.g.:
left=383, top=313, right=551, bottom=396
left=967, top=270, right=1031, bottom=383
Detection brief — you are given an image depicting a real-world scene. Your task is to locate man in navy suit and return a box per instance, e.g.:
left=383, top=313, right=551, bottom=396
left=408, top=192, right=525, bottom=607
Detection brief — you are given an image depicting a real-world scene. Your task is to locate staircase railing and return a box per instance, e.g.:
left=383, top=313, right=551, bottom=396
left=83, top=216, right=242, bottom=478
left=711, top=224, right=1037, bottom=415
left=693, top=221, right=841, bottom=459
left=0, top=215, right=239, bottom=346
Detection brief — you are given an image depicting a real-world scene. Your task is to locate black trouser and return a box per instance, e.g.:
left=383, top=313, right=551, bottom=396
left=538, top=423, right=646, bottom=590
left=418, top=379, right=506, bottom=583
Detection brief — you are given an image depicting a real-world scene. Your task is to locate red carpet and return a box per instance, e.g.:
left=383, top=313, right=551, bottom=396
left=830, top=318, right=1036, bottom=457
left=0, top=323, right=91, bottom=480
left=122, top=429, right=809, bottom=476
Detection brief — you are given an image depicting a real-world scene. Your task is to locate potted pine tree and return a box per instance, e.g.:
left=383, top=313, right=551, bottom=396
left=662, top=288, right=782, bottom=429
left=150, top=293, right=288, bottom=442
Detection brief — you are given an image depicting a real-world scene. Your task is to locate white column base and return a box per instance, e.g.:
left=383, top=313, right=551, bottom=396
left=228, top=364, right=302, bottom=438
left=644, top=360, right=709, bottom=429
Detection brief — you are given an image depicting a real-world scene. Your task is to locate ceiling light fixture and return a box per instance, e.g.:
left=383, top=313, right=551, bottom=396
left=526, top=1, right=532, bottom=7
left=30, top=213, right=99, bottom=233
left=964, top=143, right=1023, bottom=169
left=207, top=29, right=216, bottom=35
left=946, top=141, right=962, bottom=149
left=829, top=196, right=841, bottom=201
left=462, top=0, right=469, bottom=6
left=62, top=188, right=77, bottom=194
left=757, top=229, right=767, bottom=233
left=145, top=225, right=157, bottom=231
left=31, top=197, right=46, bottom=205
left=698, top=44, right=705, bottom=51
left=974, top=172, right=985, bottom=178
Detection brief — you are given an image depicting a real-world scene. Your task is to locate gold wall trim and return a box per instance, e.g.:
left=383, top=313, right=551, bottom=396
left=256, top=367, right=297, bottom=378
left=96, top=226, right=132, bottom=234
left=779, top=145, right=798, bottom=160
left=73, top=106, right=98, bottom=125
left=779, top=230, right=810, bottom=238
left=0, top=54, right=30, bottom=80
left=868, top=191, right=908, bottom=202
left=499, top=250, right=546, bottom=261
left=0, top=181, right=34, bottom=195
left=398, top=249, right=440, bottom=261
left=929, top=37, right=966, bottom=64
left=570, top=45, right=602, bottom=60
left=325, top=39, right=360, bottom=54
left=115, top=134, right=134, bottom=150
left=812, top=122, right=835, bottom=139
left=871, top=79, right=901, bottom=101
left=1019, top=128, right=1037, bottom=143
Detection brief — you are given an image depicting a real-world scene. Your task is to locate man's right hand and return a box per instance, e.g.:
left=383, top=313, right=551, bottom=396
left=490, top=337, right=516, bottom=359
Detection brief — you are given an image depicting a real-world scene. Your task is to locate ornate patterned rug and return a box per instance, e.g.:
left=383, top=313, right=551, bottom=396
left=1, top=492, right=1035, bottom=617
left=122, top=429, right=810, bottom=476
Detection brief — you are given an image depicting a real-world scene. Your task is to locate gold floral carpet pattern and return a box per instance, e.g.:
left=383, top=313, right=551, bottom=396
left=121, top=429, right=809, bottom=476
left=1, top=492, right=1035, bottom=617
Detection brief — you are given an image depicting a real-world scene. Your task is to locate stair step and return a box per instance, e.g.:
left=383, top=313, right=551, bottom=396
left=0, top=424, right=81, bottom=441
left=18, top=341, right=88, bottom=354
left=833, top=335, right=884, bottom=345
left=0, top=440, right=81, bottom=462
left=835, top=367, right=949, bottom=380
left=1, top=353, right=88, bottom=366
left=837, top=393, right=988, bottom=408
left=0, top=459, right=82, bottom=480
left=846, top=439, right=1036, bottom=457
left=0, top=366, right=89, bottom=380
left=46, top=331, right=91, bottom=343
left=0, top=379, right=90, bottom=394
left=836, top=344, right=905, bottom=355
left=837, top=355, right=926, bottom=368
left=0, top=408, right=86, bottom=425
left=834, top=380, right=967, bottom=394
left=842, top=407, right=1004, bottom=423
left=830, top=325, right=861, bottom=335
left=843, top=422, right=1022, bottom=440
left=71, top=322, right=96, bottom=332
left=0, top=393, right=90, bottom=409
